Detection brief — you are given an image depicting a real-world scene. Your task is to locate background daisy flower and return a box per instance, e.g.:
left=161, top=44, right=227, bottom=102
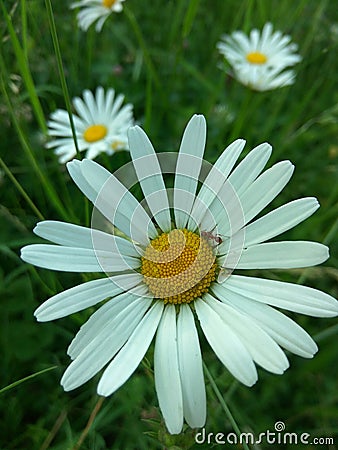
left=46, top=86, right=134, bottom=163
left=217, top=22, right=302, bottom=91
left=21, top=115, right=338, bottom=434
left=70, top=0, right=125, bottom=32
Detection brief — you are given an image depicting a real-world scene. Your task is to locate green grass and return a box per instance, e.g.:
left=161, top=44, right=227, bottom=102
left=0, top=0, right=337, bottom=449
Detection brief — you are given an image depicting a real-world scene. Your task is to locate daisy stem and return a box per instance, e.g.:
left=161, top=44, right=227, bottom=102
left=39, top=409, right=68, bottom=450
left=203, top=362, right=251, bottom=450
left=72, top=397, right=105, bottom=450
left=0, top=71, right=70, bottom=220
left=228, top=88, right=255, bottom=142
left=1, top=0, right=47, bottom=135
left=0, top=157, right=44, bottom=221
left=44, top=0, right=81, bottom=158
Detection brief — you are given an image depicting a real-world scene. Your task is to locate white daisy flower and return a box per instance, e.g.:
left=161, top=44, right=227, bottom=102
left=70, top=0, right=125, bottom=32
left=217, top=22, right=302, bottom=91
left=46, top=86, right=134, bottom=163
left=21, top=115, right=337, bottom=434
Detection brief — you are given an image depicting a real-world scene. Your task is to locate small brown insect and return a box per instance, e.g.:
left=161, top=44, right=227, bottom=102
left=201, top=231, right=223, bottom=247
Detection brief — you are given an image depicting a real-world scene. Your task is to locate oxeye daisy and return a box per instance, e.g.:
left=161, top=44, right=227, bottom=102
left=217, top=22, right=302, bottom=91
left=70, top=0, right=125, bottom=32
left=46, top=86, right=134, bottom=163
left=21, top=115, right=338, bottom=434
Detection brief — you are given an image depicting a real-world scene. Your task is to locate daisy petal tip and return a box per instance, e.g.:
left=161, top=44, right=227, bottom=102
left=308, top=344, right=318, bottom=358
left=33, top=305, right=42, bottom=319
left=323, top=245, right=330, bottom=262
left=20, top=246, right=29, bottom=262
left=245, top=376, right=258, bottom=388
left=127, top=124, right=142, bottom=136
left=66, top=159, right=80, bottom=171
left=32, top=222, right=43, bottom=235
left=96, top=384, right=110, bottom=397
left=189, top=114, right=206, bottom=127
left=235, top=137, right=246, bottom=145
left=60, top=380, right=72, bottom=392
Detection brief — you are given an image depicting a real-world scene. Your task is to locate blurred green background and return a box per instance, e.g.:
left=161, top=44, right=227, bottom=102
left=0, top=0, right=337, bottom=449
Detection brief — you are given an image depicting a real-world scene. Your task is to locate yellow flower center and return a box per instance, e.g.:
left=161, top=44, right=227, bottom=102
left=102, top=0, right=116, bottom=8
left=141, top=228, right=217, bottom=304
left=111, top=140, right=124, bottom=150
left=246, top=51, right=268, bottom=64
left=83, top=124, right=107, bottom=143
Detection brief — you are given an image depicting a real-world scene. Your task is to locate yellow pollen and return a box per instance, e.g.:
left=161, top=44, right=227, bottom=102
left=246, top=51, right=268, bottom=64
left=111, top=140, right=124, bottom=150
left=83, top=124, right=107, bottom=143
left=141, top=228, right=217, bottom=305
left=102, top=0, right=116, bottom=8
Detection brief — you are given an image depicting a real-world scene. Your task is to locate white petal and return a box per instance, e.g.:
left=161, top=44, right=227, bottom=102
left=188, top=139, right=245, bottom=231
left=224, top=275, right=338, bottom=317
left=241, top=197, right=319, bottom=247
left=214, top=286, right=317, bottom=358
left=73, top=96, right=93, bottom=124
left=174, top=115, right=206, bottom=228
left=34, top=273, right=142, bottom=321
left=216, top=160, right=294, bottom=239
left=208, top=143, right=272, bottom=236
left=80, top=159, right=157, bottom=245
left=83, top=89, right=98, bottom=118
left=21, top=244, right=140, bottom=272
left=97, top=301, right=164, bottom=396
left=67, top=284, right=149, bottom=359
left=61, top=295, right=152, bottom=391
left=205, top=293, right=289, bottom=374
left=154, top=305, right=183, bottom=434
left=67, top=159, right=97, bottom=203
left=236, top=160, right=294, bottom=226
left=177, top=305, right=206, bottom=428
left=227, top=241, right=329, bottom=269
left=128, top=126, right=171, bottom=232
left=195, top=298, right=257, bottom=386
left=227, top=142, right=272, bottom=196
left=33, top=221, right=140, bottom=257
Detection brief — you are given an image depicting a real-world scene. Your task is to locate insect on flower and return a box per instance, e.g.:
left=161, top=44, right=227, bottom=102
left=200, top=231, right=223, bottom=247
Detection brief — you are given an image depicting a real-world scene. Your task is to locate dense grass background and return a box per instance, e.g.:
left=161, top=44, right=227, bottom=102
left=0, top=0, right=337, bottom=449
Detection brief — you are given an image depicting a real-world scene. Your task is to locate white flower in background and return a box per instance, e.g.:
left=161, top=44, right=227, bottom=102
left=217, top=22, right=302, bottom=91
left=70, top=0, right=125, bottom=32
left=21, top=115, right=337, bottom=434
left=46, top=86, right=134, bottom=163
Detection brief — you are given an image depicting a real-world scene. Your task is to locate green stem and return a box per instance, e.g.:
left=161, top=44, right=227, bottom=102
left=44, top=0, right=80, bottom=157
left=0, top=366, right=57, bottom=395
left=228, top=88, right=255, bottom=141
left=0, top=70, right=70, bottom=220
left=203, top=362, right=251, bottom=450
left=0, top=157, right=44, bottom=221
left=1, top=0, right=47, bottom=134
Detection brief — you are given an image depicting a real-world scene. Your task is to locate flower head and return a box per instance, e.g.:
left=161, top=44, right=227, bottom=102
left=46, top=86, right=134, bottom=163
left=217, top=22, right=302, bottom=91
left=70, top=0, right=125, bottom=32
left=21, top=115, right=338, bottom=434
